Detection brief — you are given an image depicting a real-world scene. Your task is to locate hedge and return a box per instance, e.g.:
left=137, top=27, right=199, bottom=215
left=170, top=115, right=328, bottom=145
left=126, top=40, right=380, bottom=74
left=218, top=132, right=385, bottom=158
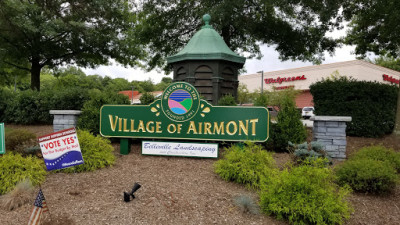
left=310, top=77, right=398, bottom=137
left=3, top=88, right=89, bottom=125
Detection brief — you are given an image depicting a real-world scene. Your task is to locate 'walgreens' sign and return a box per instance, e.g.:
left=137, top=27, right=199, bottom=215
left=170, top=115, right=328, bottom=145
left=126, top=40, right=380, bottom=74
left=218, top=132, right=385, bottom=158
left=382, top=74, right=400, bottom=85
left=265, top=75, right=306, bottom=84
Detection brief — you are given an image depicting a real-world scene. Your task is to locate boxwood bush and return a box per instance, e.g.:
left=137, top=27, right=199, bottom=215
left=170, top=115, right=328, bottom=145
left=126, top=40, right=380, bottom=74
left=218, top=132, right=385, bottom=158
left=60, top=130, right=115, bottom=173
left=335, top=158, right=398, bottom=194
left=214, top=142, right=277, bottom=189
left=310, top=77, right=398, bottom=137
left=260, top=159, right=353, bottom=225
left=0, top=153, right=47, bottom=195
left=351, top=145, right=400, bottom=172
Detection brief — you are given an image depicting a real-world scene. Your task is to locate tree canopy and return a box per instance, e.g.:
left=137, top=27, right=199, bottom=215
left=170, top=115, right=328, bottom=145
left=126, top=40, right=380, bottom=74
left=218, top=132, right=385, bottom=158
left=343, top=0, right=400, bottom=58
left=134, top=0, right=344, bottom=71
left=0, top=0, right=143, bottom=90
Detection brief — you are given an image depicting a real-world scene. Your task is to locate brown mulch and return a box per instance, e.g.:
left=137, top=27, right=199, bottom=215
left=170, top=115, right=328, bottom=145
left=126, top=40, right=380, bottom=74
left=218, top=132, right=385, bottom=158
left=1, top=125, right=400, bottom=225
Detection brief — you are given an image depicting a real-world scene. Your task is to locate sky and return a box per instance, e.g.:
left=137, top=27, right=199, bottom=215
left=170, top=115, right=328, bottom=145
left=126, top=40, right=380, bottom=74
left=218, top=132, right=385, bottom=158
left=81, top=23, right=373, bottom=83
left=81, top=44, right=360, bottom=84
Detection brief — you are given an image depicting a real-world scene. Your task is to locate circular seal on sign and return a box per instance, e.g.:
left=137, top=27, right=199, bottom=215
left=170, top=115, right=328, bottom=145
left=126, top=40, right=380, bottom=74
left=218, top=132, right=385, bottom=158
left=161, top=82, right=200, bottom=122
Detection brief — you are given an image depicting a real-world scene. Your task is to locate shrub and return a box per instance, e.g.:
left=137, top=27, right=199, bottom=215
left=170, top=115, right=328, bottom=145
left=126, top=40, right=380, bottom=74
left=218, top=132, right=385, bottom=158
left=234, top=195, right=260, bottom=215
left=351, top=145, right=400, bottom=172
left=218, top=94, right=237, bottom=106
left=5, top=129, right=37, bottom=154
left=60, top=130, right=115, bottom=173
left=270, top=94, right=307, bottom=151
left=0, top=153, right=47, bottom=195
left=260, top=159, right=353, bottom=225
left=310, top=77, right=398, bottom=137
left=139, top=92, right=155, bottom=105
left=214, top=142, right=276, bottom=189
left=253, top=92, right=269, bottom=107
left=3, top=88, right=89, bottom=125
left=289, top=141, right=332, bottom=165
left=335, top=158, right=398, bottom=194
left=0, top=88, right=14, bottom=122
left=77, top=89, right=129, bottom=134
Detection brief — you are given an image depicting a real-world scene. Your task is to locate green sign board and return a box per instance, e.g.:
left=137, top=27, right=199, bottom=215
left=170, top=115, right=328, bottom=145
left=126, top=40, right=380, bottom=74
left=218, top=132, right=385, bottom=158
left=100, top=82, right=269, bottom=142
left=0, top=123, right=5, bottom=154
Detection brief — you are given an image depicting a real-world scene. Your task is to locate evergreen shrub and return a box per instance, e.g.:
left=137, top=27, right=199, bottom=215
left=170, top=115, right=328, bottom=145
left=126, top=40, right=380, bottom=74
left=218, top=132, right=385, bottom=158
left=77, top=89, right=129, bottom=134
left=0, top=153, right=47, bottom=195
left=260, top=159, right=353, bottom=225
left=60, top=130, right=115, bottom=173
left=335, top=158, right=398, bottom=194
left=289, top=141, right=332, bottom=165
left=310, top=77, right=398, bottom=137
left=214, top=142, right=277, bottom=189
left=217, top=94, right=237, bottom=106
left=0, top=88, right=14, bottom=122
left=3, top=88, right=89, bottom=124
left=351, top=145, right=400, bottom=172
left=139, top=92, right=155, bottom=105
left=269, top=94, right=307, bottom=151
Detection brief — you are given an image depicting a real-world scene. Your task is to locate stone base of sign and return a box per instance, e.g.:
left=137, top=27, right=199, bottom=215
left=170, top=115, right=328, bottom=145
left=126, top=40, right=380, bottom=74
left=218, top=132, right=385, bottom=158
left=50, top=110, right=82, bottom=132
left=311, top=116, right=352, bottom=160
left=120, top=138, right=131, bottom=155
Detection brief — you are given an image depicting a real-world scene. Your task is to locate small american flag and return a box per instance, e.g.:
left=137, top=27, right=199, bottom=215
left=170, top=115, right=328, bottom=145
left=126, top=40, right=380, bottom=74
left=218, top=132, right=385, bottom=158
left=28, top=189, right=48, bottom=225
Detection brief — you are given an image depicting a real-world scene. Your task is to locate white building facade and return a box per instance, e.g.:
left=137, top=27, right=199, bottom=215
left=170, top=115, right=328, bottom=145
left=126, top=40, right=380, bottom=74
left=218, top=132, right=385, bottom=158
left=239, top=60, right=400, bottom=108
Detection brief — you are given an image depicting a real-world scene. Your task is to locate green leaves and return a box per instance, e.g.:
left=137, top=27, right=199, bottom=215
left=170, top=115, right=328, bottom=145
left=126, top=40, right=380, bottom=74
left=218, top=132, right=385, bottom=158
left=0, top=0, right=144, bottom=90
left=214, top=142, right=277, bottom=189
left=59, top=130, right=115, bottom=173
left=310, top=77, right=398, bottom=137
left=336, top=145, right=400, bottom=194
left=260, top=159, right=353, bottom=225
left=0, top=153, right=47, bottom=195
left=135, top=0, right=344, bottom=71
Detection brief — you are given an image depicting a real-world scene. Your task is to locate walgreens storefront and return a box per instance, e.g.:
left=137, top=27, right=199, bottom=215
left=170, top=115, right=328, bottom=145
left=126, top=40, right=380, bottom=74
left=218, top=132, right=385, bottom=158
left=239, top=60, right=400, bottom=108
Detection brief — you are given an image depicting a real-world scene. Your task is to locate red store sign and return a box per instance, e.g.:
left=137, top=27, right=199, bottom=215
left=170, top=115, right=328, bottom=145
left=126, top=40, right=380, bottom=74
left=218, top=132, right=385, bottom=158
left=265, top=75, right=306, bottom=84
left=382, top=74, right=400, bottom=85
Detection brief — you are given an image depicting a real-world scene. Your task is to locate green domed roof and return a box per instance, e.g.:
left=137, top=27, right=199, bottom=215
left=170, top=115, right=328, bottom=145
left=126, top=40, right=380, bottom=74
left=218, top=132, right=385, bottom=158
left=167, top=14, right=246, bottom=65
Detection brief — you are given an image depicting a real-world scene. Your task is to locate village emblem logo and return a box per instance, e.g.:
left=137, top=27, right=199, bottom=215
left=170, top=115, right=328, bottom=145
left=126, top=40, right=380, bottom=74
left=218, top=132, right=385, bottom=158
left=160, top=82, right=201, bottom=122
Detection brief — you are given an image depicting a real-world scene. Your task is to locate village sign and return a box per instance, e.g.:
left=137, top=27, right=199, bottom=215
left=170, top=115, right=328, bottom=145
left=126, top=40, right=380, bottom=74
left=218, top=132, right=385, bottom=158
left=100, top=82, right=269, bottom=142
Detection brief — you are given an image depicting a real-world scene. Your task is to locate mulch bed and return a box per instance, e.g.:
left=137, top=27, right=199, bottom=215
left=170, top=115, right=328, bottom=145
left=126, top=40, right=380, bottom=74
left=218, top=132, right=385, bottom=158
left=1, top=125, right=400, bottom=225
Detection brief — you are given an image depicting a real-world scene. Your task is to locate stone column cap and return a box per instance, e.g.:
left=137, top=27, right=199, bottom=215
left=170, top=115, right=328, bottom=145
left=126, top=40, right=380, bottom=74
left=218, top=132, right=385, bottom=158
left=49, top=110, right=82, bottom=115
left=311, top=116, right=352, bottom=122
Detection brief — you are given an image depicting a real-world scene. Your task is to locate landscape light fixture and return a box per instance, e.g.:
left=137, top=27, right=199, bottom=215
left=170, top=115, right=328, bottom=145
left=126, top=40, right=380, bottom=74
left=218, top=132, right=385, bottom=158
left=123, top=182, right=141, bottom=202
left=257, top=70, right=264, bottom=94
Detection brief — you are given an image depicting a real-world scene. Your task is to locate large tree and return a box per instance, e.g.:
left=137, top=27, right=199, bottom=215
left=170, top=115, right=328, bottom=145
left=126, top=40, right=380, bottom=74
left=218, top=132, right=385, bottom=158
left=134, top=0, right=344, bottom=71
left=342, top=0, right=400, bottom=135
left=0, top=0, right=143, bottom=90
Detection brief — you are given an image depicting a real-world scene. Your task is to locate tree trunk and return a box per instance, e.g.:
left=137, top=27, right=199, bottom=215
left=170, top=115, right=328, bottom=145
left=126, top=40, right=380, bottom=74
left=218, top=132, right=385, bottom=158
left=30, top=61, right=41, bottom=91
left=394, top=86, right=400, bottom=135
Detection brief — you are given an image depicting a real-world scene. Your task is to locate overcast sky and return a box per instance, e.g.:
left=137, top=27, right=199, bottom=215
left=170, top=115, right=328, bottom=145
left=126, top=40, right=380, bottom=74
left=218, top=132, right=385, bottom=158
left=81, top=44, right=361, bottom=83
left=82, top=23, right=374, bottom=83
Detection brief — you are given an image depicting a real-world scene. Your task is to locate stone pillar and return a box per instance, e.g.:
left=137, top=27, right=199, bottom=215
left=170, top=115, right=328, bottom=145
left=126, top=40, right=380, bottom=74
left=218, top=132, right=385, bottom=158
left=311, top=116, right=352, bottom=160
left=50, top=110, right=82, bottom=132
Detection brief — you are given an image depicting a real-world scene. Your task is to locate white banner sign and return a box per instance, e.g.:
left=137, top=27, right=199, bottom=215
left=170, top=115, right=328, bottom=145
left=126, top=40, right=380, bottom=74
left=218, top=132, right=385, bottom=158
left=142, top=141, right=218, bottom=158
